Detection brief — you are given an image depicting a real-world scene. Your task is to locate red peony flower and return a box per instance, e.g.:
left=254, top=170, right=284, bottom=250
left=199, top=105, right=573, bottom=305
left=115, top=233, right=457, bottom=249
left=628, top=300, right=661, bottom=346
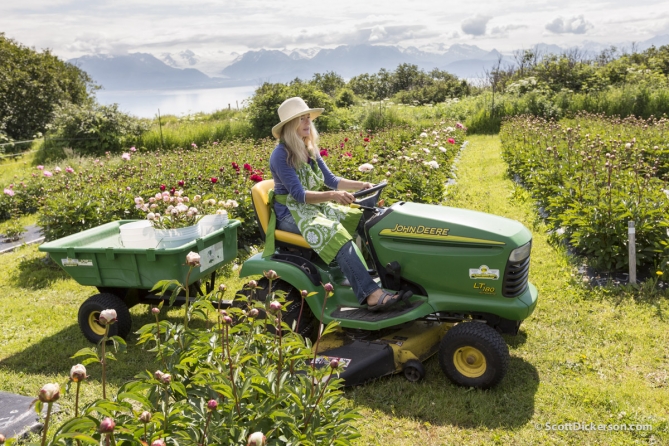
left=211, top=177, right=218, bottom=184
left=219, top=167, right=224, bottom=172
left=170, top=187, right=176, bottom=195
left=231, top=162, right=239, bottom=170
left=340, top=143, right=345, bottom=148
left=250, top=174, right=263, bottom=182
left=364, top=137, right=369, bottom=142
left=448, top=138, right=455, bottom=144
left=178, top=180, right=184, bottom=186
left=159, top=184, right=166, bottom=191
left=243, top=163, right=252, bottom=171
left=344, top=152, right=353, bottom=158
left=320, top=149, right=328, bottom=157
left=344, top=138, right=349, bottom=142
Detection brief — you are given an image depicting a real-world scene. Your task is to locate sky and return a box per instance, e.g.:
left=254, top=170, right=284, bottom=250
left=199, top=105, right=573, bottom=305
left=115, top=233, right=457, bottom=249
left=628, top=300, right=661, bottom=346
left=2, top=0, right=668, bottom=71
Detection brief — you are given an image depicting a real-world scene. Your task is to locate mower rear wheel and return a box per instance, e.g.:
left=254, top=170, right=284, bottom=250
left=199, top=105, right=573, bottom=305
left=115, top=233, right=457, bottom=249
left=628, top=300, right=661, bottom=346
left=78, top=293, right=132, bottom=344
left=439, top=322, right=509, bottom=389
left=239, top=278, right=316, bottom=340
left=403, top=359, right=426, bottom=382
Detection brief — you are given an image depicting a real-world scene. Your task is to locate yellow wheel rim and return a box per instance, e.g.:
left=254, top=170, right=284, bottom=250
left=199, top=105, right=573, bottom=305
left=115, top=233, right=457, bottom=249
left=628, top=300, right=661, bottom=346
left=88, top=312, right=106, bottom=336
left=453, top=346, right=487, bottom=378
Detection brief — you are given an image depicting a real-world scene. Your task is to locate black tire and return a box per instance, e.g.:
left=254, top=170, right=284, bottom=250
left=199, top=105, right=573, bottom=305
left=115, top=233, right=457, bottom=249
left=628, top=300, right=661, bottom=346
left=403, top=359, right=426, bottom=382
left=78, top=293, right=132, bottom=344
left=241, top=278, right=317, bottom=340
left=438, top=322, right=509, bottom=389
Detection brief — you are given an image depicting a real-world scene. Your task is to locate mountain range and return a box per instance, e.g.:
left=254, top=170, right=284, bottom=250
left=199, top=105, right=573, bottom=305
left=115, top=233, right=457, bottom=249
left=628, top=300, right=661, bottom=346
left=68, top=35, right=669, bottom=91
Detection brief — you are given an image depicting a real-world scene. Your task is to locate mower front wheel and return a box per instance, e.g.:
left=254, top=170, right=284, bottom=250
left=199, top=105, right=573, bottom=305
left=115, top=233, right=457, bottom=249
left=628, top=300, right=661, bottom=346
left=78, top=293, right=132, bottom=344
left=439, top=322, right=509, bottom=389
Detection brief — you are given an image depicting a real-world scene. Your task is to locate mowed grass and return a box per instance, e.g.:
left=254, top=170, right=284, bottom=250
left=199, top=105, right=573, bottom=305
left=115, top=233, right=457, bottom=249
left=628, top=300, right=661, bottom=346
left=0, top=135, right=667, bottom=445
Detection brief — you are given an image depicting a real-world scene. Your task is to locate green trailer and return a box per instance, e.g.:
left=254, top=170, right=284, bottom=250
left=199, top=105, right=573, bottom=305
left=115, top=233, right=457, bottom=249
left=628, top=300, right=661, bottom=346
left=39, top=219, right=240, bottom=343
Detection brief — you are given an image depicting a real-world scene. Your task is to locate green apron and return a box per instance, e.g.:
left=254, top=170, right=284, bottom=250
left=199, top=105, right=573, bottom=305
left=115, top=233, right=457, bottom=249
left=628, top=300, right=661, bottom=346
left=263, top=159, right=366, bottom=265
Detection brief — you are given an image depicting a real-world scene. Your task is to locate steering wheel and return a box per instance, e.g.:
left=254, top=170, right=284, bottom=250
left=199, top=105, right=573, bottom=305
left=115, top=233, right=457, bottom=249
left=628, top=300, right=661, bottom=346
left=352, top=181, right=388, bottom=198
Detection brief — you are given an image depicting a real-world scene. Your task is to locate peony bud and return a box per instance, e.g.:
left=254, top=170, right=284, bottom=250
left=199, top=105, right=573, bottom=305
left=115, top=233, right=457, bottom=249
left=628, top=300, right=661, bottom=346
left=207, top=399, right=218, bottom=411
left=323, top=283, right=334, bottom=293
left=248, top=308, right=259, bottom=318
left=38, top=383, right=60, bottom=403
left=99, top=417, right=115, bottom=433
left=139, top=411, right=152, bottom=423
left=160, top=373, right=171, bottom=384
left=248, top=279, right=258, bottom=288
left=154, top=370, right=165, bottom=381
left=263, top=270, right=279, bottom=281
left=330, top=358, right=340, bottom=369
left=186, top=251, right=201, bottom=267
left=70, top=364, right=87, bottom=382
left=269, top=301, right=282, bottom=312
left=98, top=309, right=117, bottom=325
left=151, top=440, right=166, bottom=446
left=222, top=316, right=233, bottom=325
left=247, top=432, right=266, bottom=446
left=301, top=290, right=308, bottom=298
left=218, top=284, right=227, bottom=292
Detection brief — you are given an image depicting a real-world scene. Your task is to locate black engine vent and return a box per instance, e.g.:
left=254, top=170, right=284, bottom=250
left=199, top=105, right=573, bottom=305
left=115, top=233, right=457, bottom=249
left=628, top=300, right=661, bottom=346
left=502, top=255, right=530, bottom=297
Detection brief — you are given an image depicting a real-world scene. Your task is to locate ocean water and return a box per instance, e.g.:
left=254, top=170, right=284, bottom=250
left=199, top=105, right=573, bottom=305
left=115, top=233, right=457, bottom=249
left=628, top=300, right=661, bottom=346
left=95, top=86, right=257, bottom=118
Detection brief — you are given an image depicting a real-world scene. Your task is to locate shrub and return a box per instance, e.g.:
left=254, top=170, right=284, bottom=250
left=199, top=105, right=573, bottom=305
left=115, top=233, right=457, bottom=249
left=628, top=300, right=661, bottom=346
left=49, top=102, right=148, bottom=155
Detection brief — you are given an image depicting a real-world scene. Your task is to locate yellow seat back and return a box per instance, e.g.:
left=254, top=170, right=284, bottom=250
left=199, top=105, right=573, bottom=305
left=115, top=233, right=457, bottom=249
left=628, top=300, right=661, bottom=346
left=251, top=180, right=311, bottom=249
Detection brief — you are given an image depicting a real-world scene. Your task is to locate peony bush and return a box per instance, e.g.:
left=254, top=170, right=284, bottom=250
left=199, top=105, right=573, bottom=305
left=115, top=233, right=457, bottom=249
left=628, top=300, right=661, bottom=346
left=10, top=259, right=359, bottom=446
left=500, top=112, right=669, bottom=271
left=3, top=121, right=466, bottom=245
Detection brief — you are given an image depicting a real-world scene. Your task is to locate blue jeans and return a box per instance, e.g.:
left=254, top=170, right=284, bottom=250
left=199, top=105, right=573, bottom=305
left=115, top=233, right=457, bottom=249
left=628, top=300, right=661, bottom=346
left=276, top=210, right=379, bottom=304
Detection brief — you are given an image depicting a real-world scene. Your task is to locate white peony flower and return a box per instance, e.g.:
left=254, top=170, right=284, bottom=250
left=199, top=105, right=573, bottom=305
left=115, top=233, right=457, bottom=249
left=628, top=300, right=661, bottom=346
left=99, top=309, right=117, bottom=325
left=358, top=163, right=374, bottom=172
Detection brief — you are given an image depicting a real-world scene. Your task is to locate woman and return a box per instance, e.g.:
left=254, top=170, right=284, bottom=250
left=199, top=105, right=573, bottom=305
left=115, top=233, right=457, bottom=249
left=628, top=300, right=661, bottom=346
left=267, top=97, right=400, bottom=311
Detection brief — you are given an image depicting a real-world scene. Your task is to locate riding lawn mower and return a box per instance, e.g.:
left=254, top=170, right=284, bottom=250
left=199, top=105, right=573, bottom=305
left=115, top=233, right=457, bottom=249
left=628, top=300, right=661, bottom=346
left=240, top=180, right=537, bottom=389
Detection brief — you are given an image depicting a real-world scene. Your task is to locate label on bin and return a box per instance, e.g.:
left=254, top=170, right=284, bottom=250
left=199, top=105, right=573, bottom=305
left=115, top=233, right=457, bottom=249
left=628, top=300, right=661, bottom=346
left=200, top=241, right=224, bottom=271
left=62, top=258, right=93, bottom=267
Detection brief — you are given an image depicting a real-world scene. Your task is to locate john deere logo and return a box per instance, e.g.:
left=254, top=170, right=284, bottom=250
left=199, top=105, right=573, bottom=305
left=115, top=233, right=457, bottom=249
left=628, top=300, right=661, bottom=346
left=469, top=265, right=499, bottom=280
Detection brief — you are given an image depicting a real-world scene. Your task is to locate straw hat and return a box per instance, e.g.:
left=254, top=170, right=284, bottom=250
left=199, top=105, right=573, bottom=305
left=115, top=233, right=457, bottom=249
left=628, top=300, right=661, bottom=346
left=271, top=97, right=324, bottom=139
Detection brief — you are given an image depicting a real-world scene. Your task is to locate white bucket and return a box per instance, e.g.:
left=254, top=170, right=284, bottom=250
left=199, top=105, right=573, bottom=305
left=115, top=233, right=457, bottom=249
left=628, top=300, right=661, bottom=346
left=120, top=220, right=159, bottom=249
left=155, top=224, right=201, bottom=249
left=198, top=213, right=228, bottom=236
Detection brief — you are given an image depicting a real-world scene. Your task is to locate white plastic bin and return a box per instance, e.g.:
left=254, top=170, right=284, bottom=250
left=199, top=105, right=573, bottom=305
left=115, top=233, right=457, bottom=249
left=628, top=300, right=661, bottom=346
left=198, top=213, right=229, bottom=236
left=155, top=224, right=201, bottom=249
left=120, top=220, right=159, bottom=249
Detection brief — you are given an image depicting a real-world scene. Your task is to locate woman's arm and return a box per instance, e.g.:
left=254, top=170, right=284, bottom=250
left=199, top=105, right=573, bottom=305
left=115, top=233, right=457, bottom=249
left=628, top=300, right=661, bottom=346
left=337, top=178, right=373, bottom=191
left=305, top=190, right=355, bottom=205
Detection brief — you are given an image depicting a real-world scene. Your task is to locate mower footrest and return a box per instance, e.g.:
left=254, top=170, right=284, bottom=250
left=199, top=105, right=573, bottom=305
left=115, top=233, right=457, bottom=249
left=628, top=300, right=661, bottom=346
left=318, top=341, right=395, bottom=386
left=330, top=300, right=424, bottom=322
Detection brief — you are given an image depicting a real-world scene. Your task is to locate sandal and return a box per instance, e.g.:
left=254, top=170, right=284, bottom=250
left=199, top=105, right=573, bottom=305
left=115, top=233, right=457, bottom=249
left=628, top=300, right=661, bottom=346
left=367, top=291, right=401, bottom=312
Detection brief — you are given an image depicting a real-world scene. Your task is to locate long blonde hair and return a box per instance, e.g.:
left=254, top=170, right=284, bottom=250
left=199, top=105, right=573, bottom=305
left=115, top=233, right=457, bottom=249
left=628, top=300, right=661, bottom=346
left=281, top=115, right=320, bottom=169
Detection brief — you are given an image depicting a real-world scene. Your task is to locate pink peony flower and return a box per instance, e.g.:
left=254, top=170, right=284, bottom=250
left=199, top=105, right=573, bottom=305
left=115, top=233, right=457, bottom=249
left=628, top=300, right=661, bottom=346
left=344, top=152, right=353, bottom=158
left=448, top=138, right=455, bottom=144
left=37, top=165, right=44, bottom=170
left=43, top=171, right=53, bottom=177
left=247, top=432, right=266, bottom=446
left=121, top=153, right=131, bottom=161
left=191, top=143, right=197, bottom=148
left=54, top=166, right=62, bottom=173
left=130, top=146, right=137, bottom=152
left=151, top=440, right=166, bottom=446
left=65, top=166, right=75, bottom=173
left=320, top=149, right=328, bottom=157
left=3, top=188, right=14, bottom=196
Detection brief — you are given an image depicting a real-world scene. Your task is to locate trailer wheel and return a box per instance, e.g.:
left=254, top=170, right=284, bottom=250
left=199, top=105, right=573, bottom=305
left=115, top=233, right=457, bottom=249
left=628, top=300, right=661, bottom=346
left=439, top=322, right=509, bottom=389
left=238, top=278, right=316, bottom=340
left=403, top=359, right=426, bottom=382
left=78, top=293, right=132, bottom=344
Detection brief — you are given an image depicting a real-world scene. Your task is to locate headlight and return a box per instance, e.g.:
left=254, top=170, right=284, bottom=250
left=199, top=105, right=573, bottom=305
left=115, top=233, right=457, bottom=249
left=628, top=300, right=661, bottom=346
left=509, top=241, right=531, bottom=262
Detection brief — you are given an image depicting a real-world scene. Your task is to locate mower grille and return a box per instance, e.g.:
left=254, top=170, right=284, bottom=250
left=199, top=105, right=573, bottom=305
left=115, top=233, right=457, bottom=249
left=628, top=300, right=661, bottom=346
left=502, top=255, right=530, bottom=297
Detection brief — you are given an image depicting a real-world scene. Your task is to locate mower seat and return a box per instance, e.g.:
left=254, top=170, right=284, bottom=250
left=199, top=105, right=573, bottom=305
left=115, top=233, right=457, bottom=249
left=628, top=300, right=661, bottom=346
left=251, top=179, right=311, bottom=249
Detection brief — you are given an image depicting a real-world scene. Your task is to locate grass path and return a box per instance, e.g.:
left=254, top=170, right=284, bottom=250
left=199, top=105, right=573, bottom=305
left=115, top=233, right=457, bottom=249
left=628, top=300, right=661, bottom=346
left=348, top=135, right=669, bottom=445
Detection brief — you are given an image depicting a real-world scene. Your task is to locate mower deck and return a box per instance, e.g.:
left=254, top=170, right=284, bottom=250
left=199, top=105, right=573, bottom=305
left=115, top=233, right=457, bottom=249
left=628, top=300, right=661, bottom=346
left=315, top=321, right=451, bottom=386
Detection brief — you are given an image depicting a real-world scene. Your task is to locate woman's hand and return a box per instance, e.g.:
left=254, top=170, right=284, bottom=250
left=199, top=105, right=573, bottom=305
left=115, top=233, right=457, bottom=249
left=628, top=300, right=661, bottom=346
left=331, top=190, right=355, bottom=205
left=360, top=182, right=373, bottom=190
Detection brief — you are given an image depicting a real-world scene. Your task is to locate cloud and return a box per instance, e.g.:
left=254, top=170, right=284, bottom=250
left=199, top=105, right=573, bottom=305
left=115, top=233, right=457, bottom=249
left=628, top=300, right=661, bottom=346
left=461, top=15, right=492, bottom=36
left=545, top=16, right=593, bottom=34
left=490, top=24, right=527, bottom=36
